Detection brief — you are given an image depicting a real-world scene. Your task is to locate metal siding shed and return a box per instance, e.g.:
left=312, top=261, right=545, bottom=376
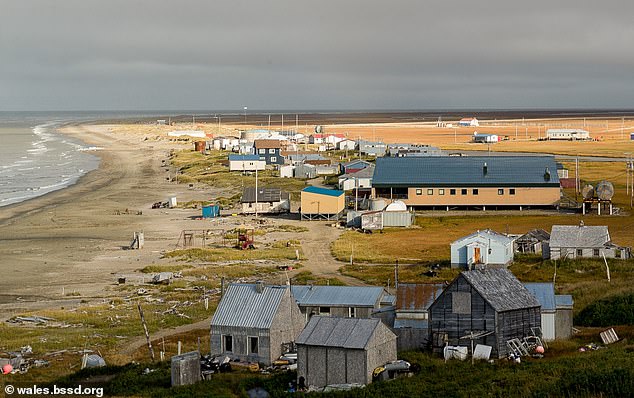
left=372, top=156, right=560, bottom=187
left=211, top=284, right=286, bottom=329
left=523, top=283, right=556, bottom=311
left=291, top=286, right=384, bottom=307
left=229, top=154, right=261, bottom=161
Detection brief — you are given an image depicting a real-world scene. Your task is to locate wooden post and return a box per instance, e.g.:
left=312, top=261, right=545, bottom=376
left=138, top=304, right=155, bottom=361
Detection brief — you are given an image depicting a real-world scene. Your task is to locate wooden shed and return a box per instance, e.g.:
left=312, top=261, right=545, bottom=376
left=210, top=283, right=305, bottom=365
left=296, top=316, right=397, bottom=389
left=428, top=268, right=541, bottom=359
left=300, top=186, right=345, bottom=220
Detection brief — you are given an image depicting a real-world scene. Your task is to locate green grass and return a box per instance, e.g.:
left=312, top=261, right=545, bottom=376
left=164, top=246, right=301, bottom=262
left=140, top=264, right=194, bottom=274
left=291, top=271, right=347, bottom=286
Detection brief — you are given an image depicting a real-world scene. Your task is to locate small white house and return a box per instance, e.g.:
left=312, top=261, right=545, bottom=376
left=450, top=229, right=514, bottom=268
left=324, top=134, right=346, bottom=145
left=229, top=155, right=266, bottom=171
left=338, top=165, right=375, bottom=191
left=280, top=165, right=295, bottom=178
left=459, top=117, right=479, bottom=127
left=308, top=134, right=324, bottom=144
left=337, top=139, right=357, bottom=151
left=473, top=133, right=498, bottom=143
left=546, top=129, right=590, bottom=140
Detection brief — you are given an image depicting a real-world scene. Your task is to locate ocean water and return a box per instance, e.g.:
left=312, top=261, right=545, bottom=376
left=0, top=113, right=102, bottom=207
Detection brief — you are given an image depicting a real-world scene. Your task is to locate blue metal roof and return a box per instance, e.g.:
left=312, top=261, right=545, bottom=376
left=229, top=154, right=261, bottom=161
left=372, top=156, right=560, bottom=188
left=555, top=294, right=574, bottom=308
left=523, top=282, right=556, bottom=311
left=302, top=186, right=344, bottom=197
left=291, top=285, right=384, bottom=307
left=211, top=284, right=287, bottom=329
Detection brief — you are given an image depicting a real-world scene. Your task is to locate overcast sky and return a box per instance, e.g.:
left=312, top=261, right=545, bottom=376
left=2, top=1, right=634, bottom=111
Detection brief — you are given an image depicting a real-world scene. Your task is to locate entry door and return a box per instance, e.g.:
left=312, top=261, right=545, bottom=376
left=474, top=247, right=481, bottom=264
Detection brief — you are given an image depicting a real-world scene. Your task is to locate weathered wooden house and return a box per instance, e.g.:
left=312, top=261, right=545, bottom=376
left=296, top=316, right=397, bottom=389
left=549, top=224, right=631, bottom=260
left=428, top=268, right=541, bottom=359
left=241, top=187, right=290, bottom=214
left=450, top=229, right=514, bottom=269
left=514, top=229, right=550, bottom=256
left=210, top=283, right=305, bottom=365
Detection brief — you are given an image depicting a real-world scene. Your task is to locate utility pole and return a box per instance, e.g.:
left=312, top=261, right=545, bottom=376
left=255, top=167, right=258, bottom=218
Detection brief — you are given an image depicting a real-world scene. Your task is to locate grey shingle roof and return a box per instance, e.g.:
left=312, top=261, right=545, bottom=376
left=372, top=156, right=560, bottom=187
left=211, top=284, right=287, bottom=329
left=523, top=283, right=556, bottom=312
left=518, top=229, right=551, bottom=242
left=550, top=225, right=610, bottom=248
left=291, top=285, right=384, bottom=307
left=461, top=269, right=540, bottom=312
left=296, top=316, right=385, bottom=349
left=241, top=187, right=289, bottom=203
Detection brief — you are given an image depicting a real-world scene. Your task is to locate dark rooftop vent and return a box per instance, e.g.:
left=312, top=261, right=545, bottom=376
left=256, top=281, right=265, bottom=294
left=544, top=167, right=551, bottom=181
left=483, top=162, right=488, bottom=175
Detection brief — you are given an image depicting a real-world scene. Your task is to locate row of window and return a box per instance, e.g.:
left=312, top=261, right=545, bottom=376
left=576, top=248, right=622, bottom=258
left=258, top=148, right=278, bottom=154
left=415, top=188, right=517, bottom=196
left=223, top=335, right=259, bottom=354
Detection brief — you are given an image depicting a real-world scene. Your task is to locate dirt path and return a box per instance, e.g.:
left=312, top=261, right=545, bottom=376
left=294, top=221, right=365, bottom=286
left=120, top=316, right=213, bottom=357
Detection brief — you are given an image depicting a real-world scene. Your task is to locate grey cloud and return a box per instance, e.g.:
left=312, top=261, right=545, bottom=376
left=1, top=0, right=634, bottom=110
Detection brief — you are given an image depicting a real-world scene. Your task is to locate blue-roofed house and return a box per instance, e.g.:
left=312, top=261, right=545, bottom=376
left=290, top=285, right=390, bottom=322
left=296, top=316, right=397, bottom=389
left=300, top=186, right=345, bottom=220
left=524, top=283, right=574, bottom=340
left=228, top=154, right=266, bottom=172
left=372, top=156, right=561, bottom=210
left=210, top=283, right=305, bottom=365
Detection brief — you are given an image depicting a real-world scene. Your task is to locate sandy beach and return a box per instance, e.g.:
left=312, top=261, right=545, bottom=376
left=0, top=124, right=206, bottom=317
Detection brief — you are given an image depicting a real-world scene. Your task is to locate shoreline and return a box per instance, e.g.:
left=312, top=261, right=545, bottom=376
left=0, top=124, right=204, bottom=316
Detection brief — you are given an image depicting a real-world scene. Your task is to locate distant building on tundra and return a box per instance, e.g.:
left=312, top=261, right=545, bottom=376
left=372, top=156, right=561, bottom=210
left=459, top=117, right=479, bottom=127
left=549, top=224, right=631, bottom=260
left=428, top=268, right=541, bottom=359
left=546, top=129, right=590, bottom=140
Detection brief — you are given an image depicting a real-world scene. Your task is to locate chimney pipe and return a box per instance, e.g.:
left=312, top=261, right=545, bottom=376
left=483, top=162, right=488, bottom=175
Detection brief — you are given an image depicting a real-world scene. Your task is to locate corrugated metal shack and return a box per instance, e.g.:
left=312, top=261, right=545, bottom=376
left=428, top=269, right=541, bottom=359
left=210, top=283, right=305, bottom=365
left=394, top=283, right=445, bottom=351
left=524, top=283, right=574, bottom=341
left=290, top=285, right=389, bottom=321
left=296, top=316, right=397, bottom=389
left=347, top=210, right=414, bottom=230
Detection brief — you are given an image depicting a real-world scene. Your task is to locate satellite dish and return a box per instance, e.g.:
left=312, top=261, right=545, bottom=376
left=581, top=184, right=594, bottom=200
left=315, top=125, right=323, bottom=134
left=596, top=180, right=614, bottom=201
